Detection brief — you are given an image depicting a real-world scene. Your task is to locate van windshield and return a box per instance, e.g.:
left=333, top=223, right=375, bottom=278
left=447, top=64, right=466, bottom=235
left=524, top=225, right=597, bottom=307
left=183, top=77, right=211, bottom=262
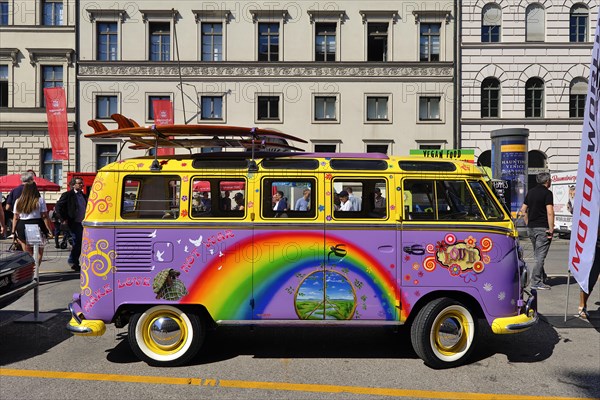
left=468, top=180, right=506, bottom=220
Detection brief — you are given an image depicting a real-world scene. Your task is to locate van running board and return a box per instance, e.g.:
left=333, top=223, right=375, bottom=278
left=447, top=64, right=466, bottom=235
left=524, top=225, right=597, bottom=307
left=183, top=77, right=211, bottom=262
left=216, top=320, right=404, bottom=327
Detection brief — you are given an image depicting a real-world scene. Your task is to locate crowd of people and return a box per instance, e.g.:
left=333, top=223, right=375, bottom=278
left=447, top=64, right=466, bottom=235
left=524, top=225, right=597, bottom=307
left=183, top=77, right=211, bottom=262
left=1, top=172, right=87, bottom=271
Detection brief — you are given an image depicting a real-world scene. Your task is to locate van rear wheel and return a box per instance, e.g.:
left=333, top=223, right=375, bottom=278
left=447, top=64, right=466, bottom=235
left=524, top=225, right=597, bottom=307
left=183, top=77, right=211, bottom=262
left=410, top=298, right=476, bottom=368
left=128, top=305, right=204, bottom=367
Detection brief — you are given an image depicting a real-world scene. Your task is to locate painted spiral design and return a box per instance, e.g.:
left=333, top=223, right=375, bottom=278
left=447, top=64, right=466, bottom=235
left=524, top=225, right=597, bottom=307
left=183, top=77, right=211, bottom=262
left=426, top=243, right=435, bottom=254
left=423, top=256, right=437, bottom=272
left=480, top=237, right=493, bottom=252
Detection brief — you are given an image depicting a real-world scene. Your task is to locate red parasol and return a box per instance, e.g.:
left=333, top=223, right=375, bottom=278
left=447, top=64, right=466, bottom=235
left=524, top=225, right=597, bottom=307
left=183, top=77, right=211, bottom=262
left=193, top=181, right=245, bottom=192
left=0, top=174, right=61, bottom=192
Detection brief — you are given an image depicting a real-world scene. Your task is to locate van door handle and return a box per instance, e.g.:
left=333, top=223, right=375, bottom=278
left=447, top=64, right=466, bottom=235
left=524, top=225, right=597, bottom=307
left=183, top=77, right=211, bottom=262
left=403, top=244, right=425, bottom=255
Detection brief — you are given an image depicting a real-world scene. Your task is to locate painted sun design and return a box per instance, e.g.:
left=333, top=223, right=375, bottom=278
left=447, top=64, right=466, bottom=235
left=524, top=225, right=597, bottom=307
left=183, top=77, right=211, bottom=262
left=498, top=291, right=506, bottom=301
left=412, top=262, right=420, bottom=270
left=483, top=282, right=493, bottom=292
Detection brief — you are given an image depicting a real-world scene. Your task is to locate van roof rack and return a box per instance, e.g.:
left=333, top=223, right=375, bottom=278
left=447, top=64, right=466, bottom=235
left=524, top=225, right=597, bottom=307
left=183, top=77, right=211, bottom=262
left=86, top=116, right=307, bottom=171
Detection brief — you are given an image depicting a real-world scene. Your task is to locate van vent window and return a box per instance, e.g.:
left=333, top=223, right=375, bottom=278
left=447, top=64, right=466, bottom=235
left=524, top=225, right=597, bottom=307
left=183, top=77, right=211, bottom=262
left=330, top=160, right=388, bottom=170
left=192, top=159, right=248, bottom=169
left=399, top=161, right=456, bottom=172
left=261, top=159, right=319, bottom=170
left=121, top=175, right=181, bottom=219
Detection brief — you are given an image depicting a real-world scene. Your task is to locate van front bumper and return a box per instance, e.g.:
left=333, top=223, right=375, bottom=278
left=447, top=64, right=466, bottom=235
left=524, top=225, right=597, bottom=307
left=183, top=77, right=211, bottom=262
left=66, top=301, right=106, bottom=336
left=491, top=289, right=538, bottom=334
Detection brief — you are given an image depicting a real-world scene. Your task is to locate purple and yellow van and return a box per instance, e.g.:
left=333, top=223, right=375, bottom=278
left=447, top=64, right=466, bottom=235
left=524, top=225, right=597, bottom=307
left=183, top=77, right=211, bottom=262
left=68, top=124, right=537, bottom=368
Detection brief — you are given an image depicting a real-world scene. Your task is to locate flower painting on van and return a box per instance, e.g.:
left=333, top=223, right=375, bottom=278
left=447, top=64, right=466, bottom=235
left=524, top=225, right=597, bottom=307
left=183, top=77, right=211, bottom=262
left=426, top=234, right=494, bottom=277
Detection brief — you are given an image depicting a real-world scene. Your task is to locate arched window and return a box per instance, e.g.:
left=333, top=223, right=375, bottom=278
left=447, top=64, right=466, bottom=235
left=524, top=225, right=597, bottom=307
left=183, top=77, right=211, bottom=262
left=570, top=77, right=587, bottom=118
left=526, top=3, right=545, bottom=42
left=481, top=3, right=501, bottom=42
left=481, top=77, right=500, bottom=118
left=525, top=78, right=544, bottom=118
left=570, top=4, right=589, bottom=42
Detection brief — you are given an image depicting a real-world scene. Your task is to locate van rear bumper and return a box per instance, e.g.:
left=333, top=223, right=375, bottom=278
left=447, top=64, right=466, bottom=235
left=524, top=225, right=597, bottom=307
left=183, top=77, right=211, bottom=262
left=66, top=301, right=106, bottom=337
left=491, top=289, right=538, bottom=334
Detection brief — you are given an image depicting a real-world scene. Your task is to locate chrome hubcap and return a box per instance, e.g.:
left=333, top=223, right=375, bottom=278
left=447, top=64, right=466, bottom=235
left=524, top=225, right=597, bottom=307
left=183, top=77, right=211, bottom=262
left=149, top=317, right=182, bottom=347
left=438, top=316, right=462, bottom=349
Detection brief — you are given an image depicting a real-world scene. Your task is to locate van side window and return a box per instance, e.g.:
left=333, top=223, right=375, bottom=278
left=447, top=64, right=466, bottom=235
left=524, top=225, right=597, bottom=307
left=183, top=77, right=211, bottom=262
left=403, top=180, right=435, bottom=220
left=262, top=179, right=316, bottom=219
left=333, top=179, right=387, bottom=219
left=404, top=179, right=485, bottom=221
left=190, top=178, right=246, bottom=218
left=121, top=176, right=181, bottom=219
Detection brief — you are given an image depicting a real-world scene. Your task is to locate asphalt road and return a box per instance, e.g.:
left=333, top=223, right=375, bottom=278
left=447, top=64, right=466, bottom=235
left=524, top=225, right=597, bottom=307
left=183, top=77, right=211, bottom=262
left=0, top=237, right=598, bottom=400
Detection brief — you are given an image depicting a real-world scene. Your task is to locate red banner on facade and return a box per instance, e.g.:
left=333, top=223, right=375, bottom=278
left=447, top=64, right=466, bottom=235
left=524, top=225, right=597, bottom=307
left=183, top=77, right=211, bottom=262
left=44, top=87, right=69, bottom=160
left=153, top=99, right=174, bottom=156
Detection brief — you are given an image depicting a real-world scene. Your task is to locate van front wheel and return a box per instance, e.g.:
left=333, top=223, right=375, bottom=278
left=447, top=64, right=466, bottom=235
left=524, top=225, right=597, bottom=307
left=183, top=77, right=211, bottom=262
left=128, top=305, right=204, bottom=367
left=410, top=298, right=476, bottom=368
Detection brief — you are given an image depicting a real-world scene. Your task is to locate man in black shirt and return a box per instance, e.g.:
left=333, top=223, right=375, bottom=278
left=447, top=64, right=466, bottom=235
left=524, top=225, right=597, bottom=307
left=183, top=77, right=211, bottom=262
left=519, top=172, right=555, bottom=290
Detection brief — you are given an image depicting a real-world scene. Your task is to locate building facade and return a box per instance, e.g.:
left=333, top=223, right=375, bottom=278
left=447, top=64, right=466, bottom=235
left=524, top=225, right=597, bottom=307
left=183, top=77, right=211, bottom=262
left=77, top=0, right=456, bottom=167
left=460, top=0, right=598, bottom=183
left=0, top=0, right=77, bottom=201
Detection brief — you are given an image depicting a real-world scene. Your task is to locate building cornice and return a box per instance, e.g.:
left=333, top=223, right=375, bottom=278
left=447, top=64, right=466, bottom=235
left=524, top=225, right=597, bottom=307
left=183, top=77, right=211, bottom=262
left=139, top=9, right=178, bottom=22
left=78, top=62, right=454, bottom=80
left=306, top=10, right=347, bottom=24
left=0, top=48, right=19, bottom=66
left=462, top=118, right=583, bottom=126
left=412, top=10, right=452, bottom=24
left=249, top=10, right=290, bottom=23
left=192, top=9, right=233, bottom=23
left=462, top=42, right=594, bottom=50
left=0, top=120, right=76, bottom=131
left=358, top=10, right=399, bottom=24
left=27, top=48, right=75, bottom=66
left=0, top=26, right=75, bottom=32
left=86, top=9, right=127, bottom=22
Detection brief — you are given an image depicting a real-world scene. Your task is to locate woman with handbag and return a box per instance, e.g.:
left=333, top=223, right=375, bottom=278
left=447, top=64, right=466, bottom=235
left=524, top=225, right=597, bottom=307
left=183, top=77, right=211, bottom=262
left=11, top=182, right=53, bottom=264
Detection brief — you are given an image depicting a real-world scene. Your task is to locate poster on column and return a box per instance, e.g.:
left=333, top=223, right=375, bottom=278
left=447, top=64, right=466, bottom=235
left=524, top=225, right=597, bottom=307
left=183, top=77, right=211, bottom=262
left=44, top=87, right=69, bottom=160
left=499, top=141, right=527, bottom=215
left=153, top=99, right=174, bottom=156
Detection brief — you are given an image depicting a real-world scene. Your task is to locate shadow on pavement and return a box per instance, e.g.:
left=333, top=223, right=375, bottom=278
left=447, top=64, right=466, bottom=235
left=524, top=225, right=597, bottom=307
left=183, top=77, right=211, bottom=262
left=106, top=320, right=563, bottom=369
left=558, top=370, right=600, bottom=399
left=473, top=316, right=559, bottom=364
left=0, top=310, right=72, bottom=366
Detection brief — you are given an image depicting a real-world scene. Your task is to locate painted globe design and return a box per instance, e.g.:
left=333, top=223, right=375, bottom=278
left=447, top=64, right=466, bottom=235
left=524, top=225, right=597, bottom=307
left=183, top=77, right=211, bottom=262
left=295, top=271, right=356, bottom=320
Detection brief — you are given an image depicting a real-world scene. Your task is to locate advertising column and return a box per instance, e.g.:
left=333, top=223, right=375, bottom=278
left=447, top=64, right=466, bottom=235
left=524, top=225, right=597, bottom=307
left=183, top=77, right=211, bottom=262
left=491, top=128, right=529, bottom=217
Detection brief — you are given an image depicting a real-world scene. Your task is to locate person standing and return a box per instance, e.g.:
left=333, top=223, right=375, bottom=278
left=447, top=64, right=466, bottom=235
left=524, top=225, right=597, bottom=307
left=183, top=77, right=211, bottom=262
left=11, top=182, right=53, bottom=264
left=518, top=172, right=554, bottom=290
left=345, top=187, right=361, bottom=211
left=295, top=189, right=311, bottom=211
left=56, top=177, right=88, bottom=271
left=374, top=188, right=385, bottom=209
left=4, top=170, right=35, bottom=212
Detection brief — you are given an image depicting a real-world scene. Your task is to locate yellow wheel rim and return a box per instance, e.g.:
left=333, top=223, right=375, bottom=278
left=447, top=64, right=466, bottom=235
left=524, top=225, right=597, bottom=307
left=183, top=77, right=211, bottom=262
left=141, top=309, right=188, bottom=356
left=432, top=309, right=470, bottom=357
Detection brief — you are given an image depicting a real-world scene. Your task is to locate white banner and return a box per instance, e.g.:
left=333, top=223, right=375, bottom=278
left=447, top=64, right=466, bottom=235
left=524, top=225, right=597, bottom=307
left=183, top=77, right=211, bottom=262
left=568, top=12, right=600, bottom=294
